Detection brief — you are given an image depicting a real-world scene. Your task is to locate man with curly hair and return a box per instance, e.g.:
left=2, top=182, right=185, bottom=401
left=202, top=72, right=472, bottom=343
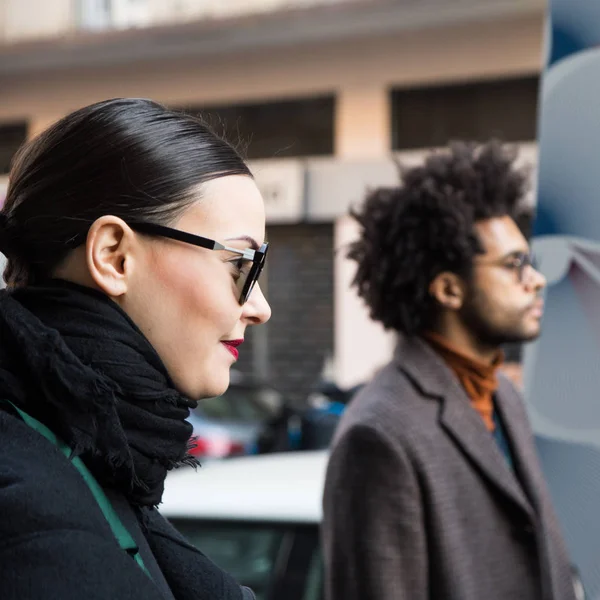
left=322, top=141, right=577, bottom=600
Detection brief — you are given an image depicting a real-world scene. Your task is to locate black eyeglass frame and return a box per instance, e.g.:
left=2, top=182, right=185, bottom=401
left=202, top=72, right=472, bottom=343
left=475, top=251, right=538, bottom=284
left=127, top=221, right=268, bottom=305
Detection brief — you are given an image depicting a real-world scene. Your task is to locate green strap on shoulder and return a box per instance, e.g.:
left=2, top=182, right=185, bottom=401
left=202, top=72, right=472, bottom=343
left=3, top=400, right=151, bottom=579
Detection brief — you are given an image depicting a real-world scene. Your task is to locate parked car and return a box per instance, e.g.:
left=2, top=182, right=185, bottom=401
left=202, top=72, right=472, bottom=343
left=187, top=370, right=283, bottom=459
left=254, top=381, right=363, bottom=454
left=161, top=451, right=327, bottom=600
left=162, top=451, right=587, bottom=600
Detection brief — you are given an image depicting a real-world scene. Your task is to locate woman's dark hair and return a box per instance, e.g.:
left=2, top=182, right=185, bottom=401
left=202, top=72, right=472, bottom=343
left=0, top=98, right=252, bottom=288
left=348, top=140, right=529, bottom=335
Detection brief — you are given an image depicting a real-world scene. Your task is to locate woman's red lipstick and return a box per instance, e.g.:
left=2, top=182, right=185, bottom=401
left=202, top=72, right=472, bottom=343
left=221, top=339, right=243, bottom=360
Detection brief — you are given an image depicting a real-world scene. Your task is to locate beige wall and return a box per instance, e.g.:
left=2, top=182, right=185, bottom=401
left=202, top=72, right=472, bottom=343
left=0, top=13, right=543, bottom=129
left=145, top=0, right=344, bottom=25
left=335, top=86, right=391, bottom=159
left=0, top=12, right=544, bottom=383
left=334, top=215, right=396, bottom=387
left=2, top=0, right=73, bottom=42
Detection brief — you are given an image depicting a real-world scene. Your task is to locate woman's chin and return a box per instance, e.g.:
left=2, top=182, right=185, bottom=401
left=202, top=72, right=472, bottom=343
left=172, top=367, right=231, bottom=402
left=198, top=372, right=231, bottom=401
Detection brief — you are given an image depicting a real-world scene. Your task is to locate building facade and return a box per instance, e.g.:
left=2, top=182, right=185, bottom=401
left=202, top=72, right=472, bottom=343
left=0, top=0, right=545, bottom=401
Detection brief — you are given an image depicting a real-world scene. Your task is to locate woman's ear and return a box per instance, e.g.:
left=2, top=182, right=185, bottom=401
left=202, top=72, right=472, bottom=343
left=429, top=271, right=465, bottom=311
left=86, top=216, right=137, bottom=298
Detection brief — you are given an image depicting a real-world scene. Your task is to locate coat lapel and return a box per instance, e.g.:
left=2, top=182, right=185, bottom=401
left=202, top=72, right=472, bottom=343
left=493, top=376, right=545, bottom=513
left=144, top=508, right=246, bottom=600
left=440, top=384, right=535, bottom=519
left=395, top=336, right=535, bottom=520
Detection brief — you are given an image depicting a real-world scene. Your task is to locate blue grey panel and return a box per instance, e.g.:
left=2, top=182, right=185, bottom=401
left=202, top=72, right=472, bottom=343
left=536, top=435, right=600, bottom=599
left=548, top=0, right=600, bottom=67
left=537, top=52, right=600, bottom=240
left=532, top=5, right=600, bottom=597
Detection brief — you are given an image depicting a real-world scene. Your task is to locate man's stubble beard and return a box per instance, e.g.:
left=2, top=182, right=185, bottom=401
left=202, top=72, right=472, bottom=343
left=459, top=291, right=541, bottom=350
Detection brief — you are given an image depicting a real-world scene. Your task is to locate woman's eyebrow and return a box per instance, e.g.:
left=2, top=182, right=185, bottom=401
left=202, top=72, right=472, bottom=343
left=225, top=235, right=260, bottom=250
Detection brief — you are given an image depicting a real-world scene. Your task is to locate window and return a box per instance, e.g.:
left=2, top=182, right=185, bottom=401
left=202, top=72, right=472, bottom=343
left=170, top=520, right=284, bottom=599
left=302, top=549, right=324, bottom=600
left=391, top=77, right=539, bottom=150
left=184, top=96, right=335, bottom=159
left=193, top=384, right=282, bottom=423
left=0, top=123, right=27, bottom=174
left=168, top=520, right=322, bottom=600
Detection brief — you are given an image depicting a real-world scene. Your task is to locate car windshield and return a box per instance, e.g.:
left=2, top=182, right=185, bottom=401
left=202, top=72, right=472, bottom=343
left=194, top=385, right=282, bottom=423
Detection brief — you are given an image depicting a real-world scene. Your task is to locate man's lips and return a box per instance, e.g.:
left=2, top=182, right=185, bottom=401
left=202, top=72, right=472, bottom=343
left=528, top=299, right=544, bottom=318
left=221, top=339, right=244, bottom=360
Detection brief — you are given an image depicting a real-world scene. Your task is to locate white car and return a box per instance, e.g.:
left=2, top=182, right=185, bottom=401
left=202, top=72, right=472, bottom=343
left=161, top=451, right=328, bottom=600
left=162, top=451, right=588, bottom=600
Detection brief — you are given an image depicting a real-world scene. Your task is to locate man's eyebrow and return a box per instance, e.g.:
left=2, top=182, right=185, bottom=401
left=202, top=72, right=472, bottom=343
left=225, top=235, right=260, bottom=251
left=499, top=249, right=529, bottom=260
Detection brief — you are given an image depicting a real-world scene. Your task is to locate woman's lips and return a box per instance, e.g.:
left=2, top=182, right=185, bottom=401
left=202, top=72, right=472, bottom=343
left=221, top=339, right=243, bottom=361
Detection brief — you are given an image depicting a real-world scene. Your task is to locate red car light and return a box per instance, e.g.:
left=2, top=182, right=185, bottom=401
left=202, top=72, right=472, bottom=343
left=189, top=436, right=246, bottom=459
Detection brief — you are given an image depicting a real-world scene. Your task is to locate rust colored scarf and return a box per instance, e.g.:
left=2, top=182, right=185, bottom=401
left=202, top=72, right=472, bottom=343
left=424, top=332, right=504, bottom=431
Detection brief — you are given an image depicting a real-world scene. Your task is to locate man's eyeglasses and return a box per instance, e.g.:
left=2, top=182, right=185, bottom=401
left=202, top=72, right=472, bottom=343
left=475, top=251, right=538, bottom=284
left=128, top=221, right=268, bottom=305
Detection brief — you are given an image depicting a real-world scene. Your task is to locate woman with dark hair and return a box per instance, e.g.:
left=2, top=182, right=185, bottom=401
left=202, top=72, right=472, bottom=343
left=0, top=98, right=271, bottom=599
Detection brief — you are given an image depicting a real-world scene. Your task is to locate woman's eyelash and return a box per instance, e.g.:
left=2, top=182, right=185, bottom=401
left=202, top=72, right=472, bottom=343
left=228, top=258, right=247, bottom=278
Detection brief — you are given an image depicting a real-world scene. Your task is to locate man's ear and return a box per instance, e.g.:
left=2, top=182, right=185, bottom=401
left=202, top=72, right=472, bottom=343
left=429, top=271, right=465, bottom=311
left=85, top=216, right=137, bottom=298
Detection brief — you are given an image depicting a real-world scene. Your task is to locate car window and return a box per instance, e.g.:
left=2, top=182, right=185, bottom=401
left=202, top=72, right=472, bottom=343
left=303, top=549, right=323, bottom=600
left=196, top=386, right=282, bottom=423
left=269, top=525, right=322, bottom=600
left=168, top=519, right=323, bottom=600
left=168, top=519, right=285, bottom=600
left=195, top=395, right=236, bottom=420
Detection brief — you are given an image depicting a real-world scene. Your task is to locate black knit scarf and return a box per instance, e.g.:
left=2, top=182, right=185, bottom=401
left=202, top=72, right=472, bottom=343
left=0, top=279, right=198, bottom=506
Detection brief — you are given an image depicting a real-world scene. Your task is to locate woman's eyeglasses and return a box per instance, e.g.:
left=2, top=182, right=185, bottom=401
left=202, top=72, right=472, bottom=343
left=127, top=221, right=268, bottom=305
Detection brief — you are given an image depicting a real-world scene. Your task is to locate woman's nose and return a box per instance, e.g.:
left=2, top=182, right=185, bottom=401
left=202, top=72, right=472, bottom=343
left=243, top=283, right=271, bottom=325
